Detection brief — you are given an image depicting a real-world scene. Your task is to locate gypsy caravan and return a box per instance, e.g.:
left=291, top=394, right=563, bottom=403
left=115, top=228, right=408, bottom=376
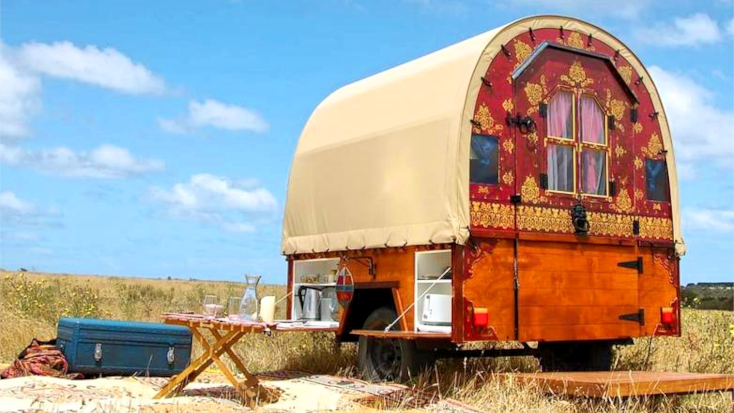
left=282, top=15, right=683, bottom=380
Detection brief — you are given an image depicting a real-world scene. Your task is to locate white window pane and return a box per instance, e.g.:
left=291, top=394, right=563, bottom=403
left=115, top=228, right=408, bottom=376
left=548, top=91, right=573, bottom=139
left=580, top=96, right=605, bottom=144
left=547, top=144, right=574, bottom=192
left=581, top=150, right=607, bottom=195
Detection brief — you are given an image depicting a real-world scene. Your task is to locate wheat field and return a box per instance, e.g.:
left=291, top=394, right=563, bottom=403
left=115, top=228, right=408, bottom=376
left=1, top=270, right=732, bottom=412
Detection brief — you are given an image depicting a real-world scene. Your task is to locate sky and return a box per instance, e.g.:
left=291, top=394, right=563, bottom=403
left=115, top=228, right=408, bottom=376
left=0, top=0, right=732, bottom=285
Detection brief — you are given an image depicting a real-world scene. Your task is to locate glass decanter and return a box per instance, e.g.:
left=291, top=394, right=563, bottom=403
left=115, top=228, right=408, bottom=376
left=239, top=274, right=261, bottom=322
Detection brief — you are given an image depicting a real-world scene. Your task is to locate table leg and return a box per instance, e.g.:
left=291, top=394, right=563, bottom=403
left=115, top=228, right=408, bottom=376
left=154, top=329, right=242, bottom=399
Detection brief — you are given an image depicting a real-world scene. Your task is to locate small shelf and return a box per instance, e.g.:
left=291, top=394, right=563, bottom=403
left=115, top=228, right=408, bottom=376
left=416, top=279, right=452, bottom=284
left=293, top=283, right=337, bottom=287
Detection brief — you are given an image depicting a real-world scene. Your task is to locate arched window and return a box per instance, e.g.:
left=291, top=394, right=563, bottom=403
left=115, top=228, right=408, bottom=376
left=545, top=92, right=609, bottom=196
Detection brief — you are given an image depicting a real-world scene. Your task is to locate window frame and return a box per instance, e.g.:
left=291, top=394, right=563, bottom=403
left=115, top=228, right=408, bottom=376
left=543, top=88, right=611, bottom=198
left=469, top=134, right=500, bottom=186
left=578, top=93, right=610, bottom=198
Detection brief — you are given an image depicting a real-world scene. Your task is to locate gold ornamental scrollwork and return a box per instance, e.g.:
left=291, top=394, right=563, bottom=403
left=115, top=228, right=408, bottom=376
left=517, top=206, right=574, bottom=233
left=502, top=171, right=514, bottom=185
left=587, top=212, right=634, bottom=237
left=524, top=75, right=548, bottom=115
left=521, top=176, right=541, bottom=204
left=639, top=216, right=674, bottom=240
left=634, top=156, right=643, bottom=170
left=470, top=201, right=514, bottom=229
left=614, top=187, right=633, bottom=214
left=513, top=39, right=532, bottom=67
left=503, top=139, right=515, bottom=153
left=615, top=145, right=626, bottom=158
left=502, top=99, right=514, bottom=113
left=641, top=133, right=664, bottom=157
left=557, top=32, right=595, bottom=51
left=633, top=122, right=643, bottom=134
left=561, top=61, right=594, bottom=88
left=473, top=103, right=504, bottom=135
left=617, top=65, right=633, bottom=85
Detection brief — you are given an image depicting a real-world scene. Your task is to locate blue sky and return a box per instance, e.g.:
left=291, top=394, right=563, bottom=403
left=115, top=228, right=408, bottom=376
left=0, top=0, right=732, bottom=284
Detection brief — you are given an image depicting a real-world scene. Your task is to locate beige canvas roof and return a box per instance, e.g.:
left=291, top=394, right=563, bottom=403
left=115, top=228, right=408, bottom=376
left=282, top=15, right=685, bottom=256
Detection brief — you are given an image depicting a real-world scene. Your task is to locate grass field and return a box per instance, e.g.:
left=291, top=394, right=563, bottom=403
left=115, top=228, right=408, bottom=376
left=1, top=270, right=732, bottom=412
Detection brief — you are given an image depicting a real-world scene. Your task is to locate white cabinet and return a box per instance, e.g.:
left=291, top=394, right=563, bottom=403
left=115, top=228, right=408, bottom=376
left=291, top=258, right=339, bottom=321
left=414, top=250, right=452, bottom=333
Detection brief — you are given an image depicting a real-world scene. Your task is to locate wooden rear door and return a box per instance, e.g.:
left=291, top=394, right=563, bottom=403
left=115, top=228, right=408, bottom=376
left=517, top=240, right=642, bottom=342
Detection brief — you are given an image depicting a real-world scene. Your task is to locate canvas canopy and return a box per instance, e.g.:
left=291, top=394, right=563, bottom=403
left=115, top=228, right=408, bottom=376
left=282, top=15, right=685, bottom=256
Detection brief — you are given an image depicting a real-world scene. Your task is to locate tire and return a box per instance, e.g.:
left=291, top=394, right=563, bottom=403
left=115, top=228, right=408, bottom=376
left=357, top=307, right=435, bottom=382
left=538, top=341, right=613, bottom=372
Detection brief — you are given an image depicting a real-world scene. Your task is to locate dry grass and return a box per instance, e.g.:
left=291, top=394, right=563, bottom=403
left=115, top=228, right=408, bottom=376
left=1, top=270, right=732, bottom=412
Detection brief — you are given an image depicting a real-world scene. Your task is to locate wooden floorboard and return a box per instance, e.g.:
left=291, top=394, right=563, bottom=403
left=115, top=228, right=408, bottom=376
left=500, top=371, right=734, bottom=397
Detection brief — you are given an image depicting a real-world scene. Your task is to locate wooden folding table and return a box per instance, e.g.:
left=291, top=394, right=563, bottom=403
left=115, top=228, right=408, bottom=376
left=154, top=314, right=337, bottom=408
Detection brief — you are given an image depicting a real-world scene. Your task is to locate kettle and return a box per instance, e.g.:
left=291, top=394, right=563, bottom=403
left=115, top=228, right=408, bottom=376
left=297, top=286, right=321, bottom=320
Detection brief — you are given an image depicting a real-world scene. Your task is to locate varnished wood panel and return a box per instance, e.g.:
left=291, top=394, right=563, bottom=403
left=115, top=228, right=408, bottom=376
left=638, top=246, right=679, bottom=336
left=518, top=240, right=640, bottom=341
left=463, top=239, right=516, bottom=341
left=502, top=371, right=734, bottom=397
left=350, top=329, right=451, bottom=340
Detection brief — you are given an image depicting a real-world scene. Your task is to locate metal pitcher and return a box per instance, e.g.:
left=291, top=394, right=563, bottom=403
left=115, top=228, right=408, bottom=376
left=297, top=286, right=321, bottom=320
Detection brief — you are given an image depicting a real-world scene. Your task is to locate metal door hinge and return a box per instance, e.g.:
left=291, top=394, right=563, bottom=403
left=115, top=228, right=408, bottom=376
left=617, top=256, right=643, bottom=274
left=619, top=308, right=645, bottom=326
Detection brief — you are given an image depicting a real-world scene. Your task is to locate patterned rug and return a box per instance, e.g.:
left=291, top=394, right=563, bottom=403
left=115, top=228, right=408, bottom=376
left=0, top=371, right=488, bottom=413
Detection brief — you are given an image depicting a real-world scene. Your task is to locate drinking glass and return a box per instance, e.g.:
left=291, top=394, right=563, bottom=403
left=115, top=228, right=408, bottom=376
left=228, top=297, right=242, bottom=320
left=202, top=295, right=221, bottom=317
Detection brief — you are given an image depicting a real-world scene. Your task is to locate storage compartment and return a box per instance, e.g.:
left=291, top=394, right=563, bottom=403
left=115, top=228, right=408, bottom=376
left=291, top=258, right=339, bottom=322
left=414, top=250, right=452, bottom=333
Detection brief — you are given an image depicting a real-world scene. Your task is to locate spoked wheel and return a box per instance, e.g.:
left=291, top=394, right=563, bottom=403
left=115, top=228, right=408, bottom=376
left=357, top=307, right=435, bottom=382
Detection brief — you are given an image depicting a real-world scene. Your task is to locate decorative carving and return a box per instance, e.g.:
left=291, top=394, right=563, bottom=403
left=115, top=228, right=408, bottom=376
left=634, top=188, right=644, bottom=200
left=517, top=206, right=574, bottom=233
left=465, top=240, right=497, bottom=279
left=617, top=65, right=633, bottom=84
left=524, top=83, right=544, bottom=107
left=609, top=99, right=625, bottom=121
left=638, top=216, right=674, bottom=240
left=502, top=98, right=514, bottom=112
left=587, top=212, right=634, bottom=237
left=502, top=171, right=514, bottom=185
left=477, top=186, right=490, bottom=194
left=615, top=188, right=633, bottom=214
left=634, top=156, right=643, bottom=170
left=561, top=61, right=594, bottom=88
left=473, top=103, right=504, bottom=134
left=557, top=32, right=594, bottom=51
left=470, top=201, right=514, bottom=229
left=642, top=133, right=664, bottom=157
left=615, top=145, right=626, bottom=158
left=527, top=131, right=538, bottom=145
left=633, top=122, right=643, bottom=134
left=503, top=139, right=514, bottom=153
left=513, top=39, right=532, bottom=66
left=653, top=251, right=677, bottom=286
left=521, top=176, right=541, bottom=204
left=653, top=203, right=662, bottom=211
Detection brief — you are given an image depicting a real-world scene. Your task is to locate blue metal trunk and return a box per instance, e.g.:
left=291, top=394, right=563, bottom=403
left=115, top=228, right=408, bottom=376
left=57, top=318, right=192, bottom=377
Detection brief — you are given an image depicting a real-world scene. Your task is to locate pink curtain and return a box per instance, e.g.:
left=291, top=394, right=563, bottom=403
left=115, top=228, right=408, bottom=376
left=581, top=97, right=604, bottom=144
left=580, top=97, right=605, bottom=194
left=548, top=92, right=572, bottom=139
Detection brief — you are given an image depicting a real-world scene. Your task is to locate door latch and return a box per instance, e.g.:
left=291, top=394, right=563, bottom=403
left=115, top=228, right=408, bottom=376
left=167, top=346, right=175, bottom=364
left=94, top=343, right=103, bottom=362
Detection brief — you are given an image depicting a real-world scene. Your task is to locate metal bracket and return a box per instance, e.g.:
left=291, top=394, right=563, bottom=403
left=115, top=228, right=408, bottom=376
left=618, top=256, right=643, bottom=274
left=619, top=308, right=645, bottom=326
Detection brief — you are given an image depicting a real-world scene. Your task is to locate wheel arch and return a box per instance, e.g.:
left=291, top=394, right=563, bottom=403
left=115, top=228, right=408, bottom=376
left=337, top=288, right=397, bottom=342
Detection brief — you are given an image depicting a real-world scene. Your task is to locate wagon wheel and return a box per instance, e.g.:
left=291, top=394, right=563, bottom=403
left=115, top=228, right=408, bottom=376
left=357, top=307, right=434, bottom=382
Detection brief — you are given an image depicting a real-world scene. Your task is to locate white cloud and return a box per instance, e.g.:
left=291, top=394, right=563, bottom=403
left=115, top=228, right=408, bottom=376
left=148, top=174, right=277, bottom=232
left=0, top=191, right=61, bottom=228
left=0, top=43, right=41, bottom=139
left=635, top=13, right=723, bottom=47
left=650, top=66, right=734, bottom=177
left=0, top=142, right=165, bottom=178
left=16, top=41, right=166, bottom=95
left=683, top=208, right=734, bottom=233
left=158, top=99, right=269, bottom=134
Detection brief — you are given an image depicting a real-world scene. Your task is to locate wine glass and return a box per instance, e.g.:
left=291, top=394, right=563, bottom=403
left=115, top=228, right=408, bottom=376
left=202, top=295, right=221, bottom=318
left=228, top=297, right=242, bottom=320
